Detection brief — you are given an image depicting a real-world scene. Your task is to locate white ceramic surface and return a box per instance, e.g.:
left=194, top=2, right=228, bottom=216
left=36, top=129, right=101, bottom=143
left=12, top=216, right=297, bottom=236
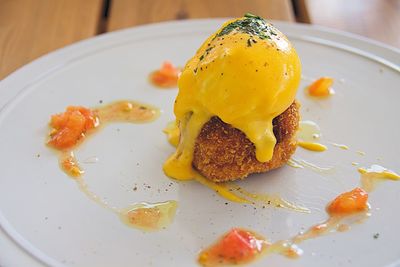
left=0, top=19, right=399, bottom=267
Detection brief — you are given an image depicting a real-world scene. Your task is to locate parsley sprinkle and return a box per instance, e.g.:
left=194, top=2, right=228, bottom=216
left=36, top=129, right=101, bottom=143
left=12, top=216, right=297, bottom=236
left=215, top=13, right=277, bottom=40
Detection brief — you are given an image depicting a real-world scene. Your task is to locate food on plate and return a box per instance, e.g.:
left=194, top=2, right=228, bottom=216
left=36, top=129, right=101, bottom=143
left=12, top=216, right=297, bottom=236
left=48, top=106, right=99, bottom=150
left=198, top=228, right=268, bottom=266
left=307, top=76, right=334, bottom=97
left=46, top=101, right=171, bottom=231
left=164, top=14, right=302, bottom=182
left=193, top=101, right=300, bottom=181
left=296, top=120, right=327, bottom=152
left=358, top=165, right=400, bottom=192
left=199, top=187, right=371, bottom=265
left=119, top=201, right=178, bottom=231
left=149, top=61, right=181, bottom=88
left=297, top=141, right=327, bottom=151
left=47, top=101, right=159, bottom=177
left=327, top=187, right=368, bottom=215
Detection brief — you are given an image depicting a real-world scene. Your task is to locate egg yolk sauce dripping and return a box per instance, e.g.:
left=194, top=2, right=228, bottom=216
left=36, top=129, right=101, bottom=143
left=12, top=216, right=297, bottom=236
left=164, top=121, right=310, bottom=212
left=164, top=14, right=301, bottom=180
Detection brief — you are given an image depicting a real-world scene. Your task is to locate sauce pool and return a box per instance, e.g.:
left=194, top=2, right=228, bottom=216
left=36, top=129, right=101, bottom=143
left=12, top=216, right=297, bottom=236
left=119, top=201, right=178, bottom=231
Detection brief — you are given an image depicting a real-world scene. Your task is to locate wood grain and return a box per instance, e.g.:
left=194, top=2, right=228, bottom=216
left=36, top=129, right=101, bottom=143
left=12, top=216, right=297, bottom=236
left=107, top=0, right=295, bottom=31
left=303, top=0, right=400, bottom=48
left=0, top=0, right=103, bottom=79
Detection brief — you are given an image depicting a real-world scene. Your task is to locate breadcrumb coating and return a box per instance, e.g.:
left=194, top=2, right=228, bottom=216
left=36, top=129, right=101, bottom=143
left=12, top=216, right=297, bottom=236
left=193, top=101, right=300, bottom=182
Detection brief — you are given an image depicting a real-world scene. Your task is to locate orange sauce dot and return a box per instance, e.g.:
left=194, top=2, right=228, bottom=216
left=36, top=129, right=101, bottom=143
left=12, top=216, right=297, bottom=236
left=327, top=187, right=369, bottom=215
left=149, top=61, right=180, bottom=88
left=307, top=77, right=334, bottom=97
left=198, top=228, right=268, bottom=266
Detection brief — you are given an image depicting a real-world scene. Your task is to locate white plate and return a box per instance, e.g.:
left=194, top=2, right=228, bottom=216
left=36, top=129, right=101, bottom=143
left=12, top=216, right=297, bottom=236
left=1, top=19, right=399, bottom=267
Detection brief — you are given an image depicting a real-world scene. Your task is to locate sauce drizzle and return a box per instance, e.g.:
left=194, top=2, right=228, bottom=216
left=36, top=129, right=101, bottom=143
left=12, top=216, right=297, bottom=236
left=199, top=187, right=370, bottom=266
left=46, top=100, right=176, bottom=231
left=287, top=158, right=334, bottom=174
left=297, top=120, right=327, bottom=152
left=48, top=100, right=160, bottom=177
left=358, top=164, right=400, bottom=192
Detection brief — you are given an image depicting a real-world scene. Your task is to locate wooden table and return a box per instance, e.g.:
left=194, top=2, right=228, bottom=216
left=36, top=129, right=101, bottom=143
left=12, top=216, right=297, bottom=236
left=295, top=0, right=400, bottom=48
left=0, top=0, right=399, bottom=80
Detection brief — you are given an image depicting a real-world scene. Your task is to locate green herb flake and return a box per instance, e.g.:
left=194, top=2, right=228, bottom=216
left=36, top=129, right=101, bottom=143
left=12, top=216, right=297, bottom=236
left=373, top=233, right=380, bottom=239
left=215, top=13, right=277, bottom=40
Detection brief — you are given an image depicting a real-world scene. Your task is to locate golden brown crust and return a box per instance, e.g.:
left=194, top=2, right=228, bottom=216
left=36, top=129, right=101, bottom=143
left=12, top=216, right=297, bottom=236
left=193, top=101, right=300, bottom=182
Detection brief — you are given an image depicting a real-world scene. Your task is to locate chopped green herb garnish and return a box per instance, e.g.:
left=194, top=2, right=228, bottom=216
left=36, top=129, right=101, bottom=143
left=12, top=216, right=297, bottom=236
left=215, top=13, right=277, bottom=40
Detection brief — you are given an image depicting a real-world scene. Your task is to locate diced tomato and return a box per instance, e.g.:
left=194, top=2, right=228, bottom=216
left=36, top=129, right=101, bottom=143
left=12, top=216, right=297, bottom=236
left=327, top=187, right=369, bottom=215
left=308, top=77, right=334, bottom=97
left=150, top=61, right=180, bottom=88
left=198, top=228, right=266, bottom=266
left=48, top=106, right=98, bottom=150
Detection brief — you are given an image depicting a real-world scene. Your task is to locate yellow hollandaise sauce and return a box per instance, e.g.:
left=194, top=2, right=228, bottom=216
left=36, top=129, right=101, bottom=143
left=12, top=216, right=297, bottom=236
left=297, top=120, right=327, bottom=152
left=164, top=14, right=301, bottom=180
left=298, top=141, right=327, bottom=152
left=358, top=164, right=400, bottom=192
left=164, top=122, right=309, bottom=212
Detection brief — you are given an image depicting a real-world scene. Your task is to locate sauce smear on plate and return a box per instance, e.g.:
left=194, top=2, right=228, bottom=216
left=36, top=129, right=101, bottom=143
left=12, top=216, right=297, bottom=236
left=199, top=187, right=370, bottom=266
left=47, top=100, right=159, bottom=176
left=47, top=100, right=175, bottom=231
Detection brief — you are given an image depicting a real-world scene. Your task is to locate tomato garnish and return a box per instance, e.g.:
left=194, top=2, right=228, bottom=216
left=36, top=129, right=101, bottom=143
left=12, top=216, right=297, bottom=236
left=198, top=228, right=267, bottom=266
left=307, top=77, right=334, bottom=97
left=48, top=106, right=99, bottom=150
left=327, top=187, right=369, bottom=215
left=149, top=61, right=180, bottom=88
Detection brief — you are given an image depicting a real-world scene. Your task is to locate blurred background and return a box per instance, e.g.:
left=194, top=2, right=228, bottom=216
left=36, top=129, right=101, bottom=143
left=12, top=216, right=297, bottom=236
left=0, top=0, right=399, bottom=80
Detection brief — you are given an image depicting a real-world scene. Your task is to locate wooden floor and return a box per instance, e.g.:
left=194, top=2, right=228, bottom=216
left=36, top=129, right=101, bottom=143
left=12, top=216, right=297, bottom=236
left=0, top=0, right=398, bottom=80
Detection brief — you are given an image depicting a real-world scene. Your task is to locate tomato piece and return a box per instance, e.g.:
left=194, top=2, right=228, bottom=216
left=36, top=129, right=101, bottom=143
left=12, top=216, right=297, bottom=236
left=327, top=187, right=369, bottom=215
left=198, top=228, right=267, bottom=266
left=308, top=77, right=334, bottom=97
left=48, top=106, right=98, bottom=150
left=150, top=61, right=180, bottom=88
